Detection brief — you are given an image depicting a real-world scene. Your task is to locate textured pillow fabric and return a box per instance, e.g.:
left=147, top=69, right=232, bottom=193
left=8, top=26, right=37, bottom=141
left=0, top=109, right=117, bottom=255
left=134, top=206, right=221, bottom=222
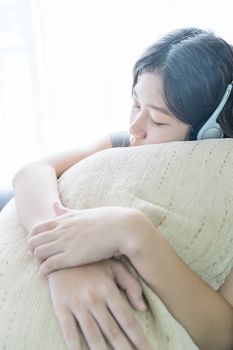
left=59, top=139, right=233, bottom=290
left=0, top=139, right=233, bottom=349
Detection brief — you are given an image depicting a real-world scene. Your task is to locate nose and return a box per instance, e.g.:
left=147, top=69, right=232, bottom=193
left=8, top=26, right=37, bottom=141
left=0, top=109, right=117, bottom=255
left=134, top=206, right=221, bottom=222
left=129, top=112, right=147, bottom=141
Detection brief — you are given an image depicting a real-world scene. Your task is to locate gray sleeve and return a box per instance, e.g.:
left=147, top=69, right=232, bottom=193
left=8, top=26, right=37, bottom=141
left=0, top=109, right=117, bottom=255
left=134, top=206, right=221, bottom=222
left=109, top=131, right=130, bottom=148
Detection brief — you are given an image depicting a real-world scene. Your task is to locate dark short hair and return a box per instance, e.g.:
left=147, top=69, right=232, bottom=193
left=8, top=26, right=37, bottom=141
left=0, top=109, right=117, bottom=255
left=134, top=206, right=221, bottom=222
left=133, top=28, right=233, bottom=138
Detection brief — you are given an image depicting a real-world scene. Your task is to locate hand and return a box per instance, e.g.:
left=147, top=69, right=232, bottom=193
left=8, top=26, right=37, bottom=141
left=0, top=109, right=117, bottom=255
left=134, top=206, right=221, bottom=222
left=48, top=260, right=152, bottom=350
left=28, top=202, right=139, bottom=275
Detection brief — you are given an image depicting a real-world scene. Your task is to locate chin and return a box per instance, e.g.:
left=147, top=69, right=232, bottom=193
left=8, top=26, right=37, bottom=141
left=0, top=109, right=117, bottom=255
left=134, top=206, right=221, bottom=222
left=130, top=141, right=145, bottom=147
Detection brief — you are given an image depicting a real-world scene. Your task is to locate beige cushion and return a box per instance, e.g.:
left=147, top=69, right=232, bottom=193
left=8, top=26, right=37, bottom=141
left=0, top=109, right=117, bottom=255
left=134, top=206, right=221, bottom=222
left=1, top=139, right=233, bottom=349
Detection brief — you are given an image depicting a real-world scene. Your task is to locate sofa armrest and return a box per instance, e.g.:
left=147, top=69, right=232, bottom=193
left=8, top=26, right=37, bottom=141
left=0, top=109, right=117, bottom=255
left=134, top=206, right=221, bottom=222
left=0, top=188, right=14, bottom=211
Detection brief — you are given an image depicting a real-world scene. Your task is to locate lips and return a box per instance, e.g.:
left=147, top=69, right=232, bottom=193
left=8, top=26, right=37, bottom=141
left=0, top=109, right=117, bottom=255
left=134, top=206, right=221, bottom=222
left=129, top=136, right=144, bottom=147
left=130, top=140, right=142, bottom=147
left=129, top=136, right=136, bottom=147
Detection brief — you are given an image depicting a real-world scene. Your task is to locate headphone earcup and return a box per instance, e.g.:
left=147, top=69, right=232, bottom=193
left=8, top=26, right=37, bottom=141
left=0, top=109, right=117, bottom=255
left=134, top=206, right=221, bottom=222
left=196, top=82, right=232, bottom=140
left=198, top=126, right=224, bottom=140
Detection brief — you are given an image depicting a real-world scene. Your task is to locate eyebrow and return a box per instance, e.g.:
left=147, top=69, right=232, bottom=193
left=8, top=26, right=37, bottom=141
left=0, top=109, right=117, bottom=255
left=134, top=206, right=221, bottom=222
left=133, top=89, right=171, bottom=116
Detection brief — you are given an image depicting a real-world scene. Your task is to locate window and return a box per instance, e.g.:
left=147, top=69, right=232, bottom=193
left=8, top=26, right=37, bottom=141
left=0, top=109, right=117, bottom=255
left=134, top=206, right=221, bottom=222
left=1, top=0, right=233, bottom=187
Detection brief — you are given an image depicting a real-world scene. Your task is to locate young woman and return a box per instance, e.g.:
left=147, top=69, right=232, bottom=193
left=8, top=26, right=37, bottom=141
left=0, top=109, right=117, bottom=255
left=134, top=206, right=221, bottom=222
left=13, top=27, right=233, bottom=350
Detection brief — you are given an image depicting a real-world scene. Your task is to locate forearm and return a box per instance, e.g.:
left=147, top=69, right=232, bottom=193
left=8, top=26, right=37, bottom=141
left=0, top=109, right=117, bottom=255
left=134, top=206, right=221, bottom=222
left=13, top=163, right=60, bottom=232
left=26, top=203, right=233, bottom=349
left=125, top=210, right=233, bottom=350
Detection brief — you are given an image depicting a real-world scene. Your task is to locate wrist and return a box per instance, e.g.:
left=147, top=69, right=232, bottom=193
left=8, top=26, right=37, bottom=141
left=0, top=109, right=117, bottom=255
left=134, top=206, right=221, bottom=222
left=121, top=209, right=172, bottom=285
left=121, top=209, right=158, bottom=260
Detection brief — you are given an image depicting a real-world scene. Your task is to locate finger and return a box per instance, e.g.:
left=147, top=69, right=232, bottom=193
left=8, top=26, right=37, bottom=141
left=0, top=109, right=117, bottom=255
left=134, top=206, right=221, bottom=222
left=33, top=240, right=64, bottom=264
left=39, top=251, right=69, bottom=275
left=29, top=219, right=58, bottom=237
left=28, top=231, right=59, bottom=252
left=74, top=308, right=108, bottom=350
left=91, top=304, right=134, bottom=350
left=54, top=306, right=82, bottom=350
left=107, top=291, right=152, bottom=350
left=111, top=261, right=147, bottom=311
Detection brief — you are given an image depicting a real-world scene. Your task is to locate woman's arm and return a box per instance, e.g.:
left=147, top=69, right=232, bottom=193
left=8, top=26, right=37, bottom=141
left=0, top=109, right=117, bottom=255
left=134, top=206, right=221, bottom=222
left=126, top=210, right=233, bottom=350
left=13, top=135, right=154, bottom=350
left=12, top=135, right=112, bottom=232
left=48, top=260, right=152, bottom=350
left=29, top=206, right=233, bottom=350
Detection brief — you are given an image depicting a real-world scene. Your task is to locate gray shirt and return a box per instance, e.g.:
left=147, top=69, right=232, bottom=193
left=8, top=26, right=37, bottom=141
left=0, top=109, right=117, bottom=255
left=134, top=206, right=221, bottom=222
left=110, top=131, right=130, bottom=148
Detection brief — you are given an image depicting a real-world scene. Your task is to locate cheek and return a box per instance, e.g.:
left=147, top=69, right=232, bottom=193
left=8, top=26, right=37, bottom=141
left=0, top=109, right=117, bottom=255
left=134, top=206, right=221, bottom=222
left=174, top=123, right=192, bottom=141
left=146, top=127, right=167, bottom=144
left=147, top=125, right=184, bottom=144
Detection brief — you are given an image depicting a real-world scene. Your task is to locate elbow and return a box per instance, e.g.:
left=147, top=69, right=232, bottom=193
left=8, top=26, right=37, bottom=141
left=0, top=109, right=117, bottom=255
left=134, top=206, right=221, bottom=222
left=12, top=164, right=29, bottom=188
left=12, top=162, right=55, bottom=190
left=12, top=163, right=35, bottom=189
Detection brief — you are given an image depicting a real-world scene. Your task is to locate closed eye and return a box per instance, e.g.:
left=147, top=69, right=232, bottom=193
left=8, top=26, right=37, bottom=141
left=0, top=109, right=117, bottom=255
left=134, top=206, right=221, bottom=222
left=151, top=120, right=167, bottom=126
left=132, top=102, right=140, bottom=110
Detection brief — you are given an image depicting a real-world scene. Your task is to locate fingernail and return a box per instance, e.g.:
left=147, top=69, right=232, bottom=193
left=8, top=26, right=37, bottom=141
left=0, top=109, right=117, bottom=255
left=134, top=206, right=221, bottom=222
left=140, top=303, right=147, bottom=311
left=138, top=298, right=147, bottom=310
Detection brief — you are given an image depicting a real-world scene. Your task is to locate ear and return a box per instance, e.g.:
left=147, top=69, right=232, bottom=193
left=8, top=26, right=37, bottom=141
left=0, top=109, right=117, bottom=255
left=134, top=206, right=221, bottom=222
left=53, top=201, right=69, bottom=216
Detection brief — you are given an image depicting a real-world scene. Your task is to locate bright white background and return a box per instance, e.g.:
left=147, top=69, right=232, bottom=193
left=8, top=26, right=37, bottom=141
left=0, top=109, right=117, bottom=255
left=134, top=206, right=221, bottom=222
left=1, top=0, right=233, bottom=188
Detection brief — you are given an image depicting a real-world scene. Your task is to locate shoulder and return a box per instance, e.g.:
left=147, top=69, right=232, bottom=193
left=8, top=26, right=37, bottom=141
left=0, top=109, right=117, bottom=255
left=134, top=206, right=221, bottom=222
left=109, top=131, right=130, bottom=148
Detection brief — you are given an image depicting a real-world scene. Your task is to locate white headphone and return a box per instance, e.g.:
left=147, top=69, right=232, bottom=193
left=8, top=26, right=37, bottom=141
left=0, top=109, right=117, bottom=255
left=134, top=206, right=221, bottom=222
left=197, top=81, right=233, bottom=140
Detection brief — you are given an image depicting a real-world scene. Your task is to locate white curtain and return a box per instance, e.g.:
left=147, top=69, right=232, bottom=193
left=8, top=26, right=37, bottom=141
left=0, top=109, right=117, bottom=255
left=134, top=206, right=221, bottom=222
left=1, top=0, right=233, bottom=188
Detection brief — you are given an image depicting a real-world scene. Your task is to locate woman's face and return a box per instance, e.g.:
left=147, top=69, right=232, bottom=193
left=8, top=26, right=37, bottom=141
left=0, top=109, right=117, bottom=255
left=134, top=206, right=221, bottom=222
left=129, top=72, right=192, bottom=146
